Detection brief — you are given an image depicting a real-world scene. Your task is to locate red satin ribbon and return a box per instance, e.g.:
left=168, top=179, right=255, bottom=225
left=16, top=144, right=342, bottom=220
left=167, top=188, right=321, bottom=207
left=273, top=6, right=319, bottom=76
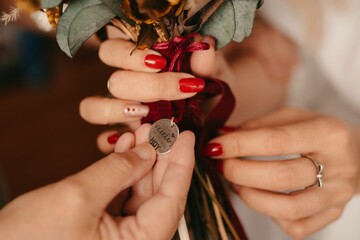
left=142, top=34, right=247, bottom=240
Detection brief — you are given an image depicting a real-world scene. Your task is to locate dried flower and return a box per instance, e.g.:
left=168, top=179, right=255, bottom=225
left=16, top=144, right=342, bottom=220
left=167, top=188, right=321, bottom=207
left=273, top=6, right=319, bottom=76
left=184, top=0, right=212, bottom=18
left=46, top=6, right=61, bottom=27
left=122, top=0, right=184, bottom=24
left=0, top=7, right=21, bottom=26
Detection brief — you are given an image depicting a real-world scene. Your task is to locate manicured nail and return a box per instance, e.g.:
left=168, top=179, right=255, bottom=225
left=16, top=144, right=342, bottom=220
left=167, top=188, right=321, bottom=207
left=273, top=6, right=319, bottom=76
left=217, top=161, right=224, bottom=175
left=124, top=104, right=149, bottom=118
left=220, top=126, right=236, bottom=132
left=179, top=78, right=205, bottom=93
left=144, top=54, right=167, bottom=69
left=203, top=142, right=223, bottom=157
left=219, top=126, right=237, bottom=133
left=107, top=133, right=119, bottom=144
left=201, top=36, right=214, bottom=49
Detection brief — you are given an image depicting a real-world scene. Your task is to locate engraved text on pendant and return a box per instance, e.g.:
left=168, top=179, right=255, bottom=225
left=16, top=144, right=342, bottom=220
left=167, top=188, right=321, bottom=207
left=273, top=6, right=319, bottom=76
left=149, top=119, right=179, bottom=154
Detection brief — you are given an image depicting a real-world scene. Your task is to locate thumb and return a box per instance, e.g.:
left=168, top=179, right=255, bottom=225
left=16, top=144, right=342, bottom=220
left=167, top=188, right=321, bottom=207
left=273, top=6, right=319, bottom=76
left=66, top=143, right=156, bottom=209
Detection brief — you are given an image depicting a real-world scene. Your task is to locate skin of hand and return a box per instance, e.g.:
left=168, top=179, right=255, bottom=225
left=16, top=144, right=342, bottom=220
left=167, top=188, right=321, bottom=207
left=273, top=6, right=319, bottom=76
left=0, top=125, right=195, bottom=240
left=205, top=107, right=360, bottom=239
left=80, top=17, right=297, bottom=154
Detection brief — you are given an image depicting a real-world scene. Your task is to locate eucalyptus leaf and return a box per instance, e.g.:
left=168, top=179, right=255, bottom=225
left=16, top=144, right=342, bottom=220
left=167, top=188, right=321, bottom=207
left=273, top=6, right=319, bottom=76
left=41, top=0, right=63, bottom=9
left=199, top=0, right=235, bottom=49
left=232, top=0, right=259, bottom=42
left=68, top=4, right=115, bottom=56
left=56, top=0, right=115, bottom=57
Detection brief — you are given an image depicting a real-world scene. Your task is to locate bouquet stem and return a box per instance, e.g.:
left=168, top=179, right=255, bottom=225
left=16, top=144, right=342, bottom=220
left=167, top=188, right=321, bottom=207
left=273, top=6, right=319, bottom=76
left=178, top=215, right=190, bottom=240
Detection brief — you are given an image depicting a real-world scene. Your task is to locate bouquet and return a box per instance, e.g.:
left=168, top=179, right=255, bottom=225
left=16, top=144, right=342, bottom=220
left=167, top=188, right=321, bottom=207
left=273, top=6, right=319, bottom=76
left=2, top=0, right=263, bottom=239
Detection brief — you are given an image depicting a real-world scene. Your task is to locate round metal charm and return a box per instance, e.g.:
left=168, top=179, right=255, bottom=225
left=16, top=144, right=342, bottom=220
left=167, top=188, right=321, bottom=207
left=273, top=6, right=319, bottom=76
left=149, top=118, right=179, bottom=154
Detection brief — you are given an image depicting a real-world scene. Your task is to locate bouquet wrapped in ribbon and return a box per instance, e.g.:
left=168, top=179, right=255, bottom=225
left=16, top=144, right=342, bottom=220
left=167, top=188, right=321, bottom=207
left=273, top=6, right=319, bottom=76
left=2, top=0, right=263, bottom=239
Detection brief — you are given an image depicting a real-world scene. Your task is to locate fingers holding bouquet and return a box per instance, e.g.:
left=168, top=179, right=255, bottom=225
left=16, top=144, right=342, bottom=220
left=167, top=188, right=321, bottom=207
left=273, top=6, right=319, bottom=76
left=98, top=37, right=218, bottom=76
left=205, top=107, right=360, bottom=238
left=100, top=36, right=217, bottom=102
left=80, top=35, right=218, bottom=152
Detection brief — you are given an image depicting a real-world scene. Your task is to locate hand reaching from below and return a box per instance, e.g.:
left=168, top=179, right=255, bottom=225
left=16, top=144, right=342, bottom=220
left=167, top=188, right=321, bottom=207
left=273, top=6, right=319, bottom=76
left=0, top=125, right=195, bottom=240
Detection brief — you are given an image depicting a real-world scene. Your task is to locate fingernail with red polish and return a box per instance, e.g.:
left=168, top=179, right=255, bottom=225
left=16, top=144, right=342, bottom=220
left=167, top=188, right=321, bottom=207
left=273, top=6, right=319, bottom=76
left=217, top=161, right=224, bottom=175
left=107, top=133, right=119, bottom=144
left=203, top=142, right=223, bottom=157
left=201, top=36, right=215, bottom=49
left=144, top=54, right=167, bottom=69
left=219, top=126, right=237, bottom=133
left=179, top=78, right=205, bottom=93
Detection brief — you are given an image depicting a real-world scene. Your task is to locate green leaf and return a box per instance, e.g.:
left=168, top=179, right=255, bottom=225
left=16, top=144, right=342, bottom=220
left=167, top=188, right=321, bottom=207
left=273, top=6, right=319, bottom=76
left=56, top=0, right=115, bottom=57
left=68, top=4, right=115, bottom=56
left=41, top=0, right=63, bottom=9
left=100, top=0, right=134, bottom=25
left=199, top=0, right=235, bottom=49
left=232, top=0, right=259, bottom=42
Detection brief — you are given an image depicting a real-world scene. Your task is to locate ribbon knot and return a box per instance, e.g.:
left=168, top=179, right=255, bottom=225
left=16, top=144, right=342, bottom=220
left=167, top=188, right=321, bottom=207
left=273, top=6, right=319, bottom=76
left=152, top=34, right=210, bottom=73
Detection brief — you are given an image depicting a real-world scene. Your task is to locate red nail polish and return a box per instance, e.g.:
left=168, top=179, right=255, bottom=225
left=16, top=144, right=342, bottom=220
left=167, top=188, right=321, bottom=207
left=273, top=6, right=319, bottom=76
left=179, top=78, right=205, bottom=93
left=144, top=54, right=167, bottom=69
left=107, top=133, right=119, bottom=144
left=217, top=161, right=224, bottom=175
left=219, top=126, right=237, bottom=133
left=203, top=142, right=223, bottom=157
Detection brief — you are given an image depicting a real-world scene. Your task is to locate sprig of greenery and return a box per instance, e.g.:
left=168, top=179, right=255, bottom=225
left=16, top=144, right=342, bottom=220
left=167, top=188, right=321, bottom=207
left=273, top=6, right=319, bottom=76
left=41, top=0, right=63, bottom=9
left=53, top=0, right=260, bottom=57
left=200, top=0, right=259, bottom=49
left=56, top=0, right=115, bottom=57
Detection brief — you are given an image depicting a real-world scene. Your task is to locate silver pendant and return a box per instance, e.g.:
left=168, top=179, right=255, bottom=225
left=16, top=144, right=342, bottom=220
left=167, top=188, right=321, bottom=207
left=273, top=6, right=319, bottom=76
left=149, top=118, right=179, bottom=154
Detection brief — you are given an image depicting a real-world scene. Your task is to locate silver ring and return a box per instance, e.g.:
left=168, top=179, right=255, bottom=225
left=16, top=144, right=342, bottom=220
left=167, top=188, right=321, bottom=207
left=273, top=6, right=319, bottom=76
left=303, top=155, right=324, bottom=188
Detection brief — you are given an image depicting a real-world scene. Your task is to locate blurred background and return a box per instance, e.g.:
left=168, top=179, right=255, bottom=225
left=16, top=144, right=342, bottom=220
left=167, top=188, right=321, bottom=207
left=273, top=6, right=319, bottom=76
left=0, top=2, right=113, bottom=207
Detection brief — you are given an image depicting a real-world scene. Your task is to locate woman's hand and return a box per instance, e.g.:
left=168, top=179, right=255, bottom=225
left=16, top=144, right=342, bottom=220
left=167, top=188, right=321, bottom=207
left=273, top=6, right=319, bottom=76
left=0, top=125, right=195, bottom=240
left=80, top=19, right=296, bottom=153
left=204, top=107, right=360, bottom=239
left=80, top=36, right=216, bottom=125
left=79, top=36, right=218, bottom=153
